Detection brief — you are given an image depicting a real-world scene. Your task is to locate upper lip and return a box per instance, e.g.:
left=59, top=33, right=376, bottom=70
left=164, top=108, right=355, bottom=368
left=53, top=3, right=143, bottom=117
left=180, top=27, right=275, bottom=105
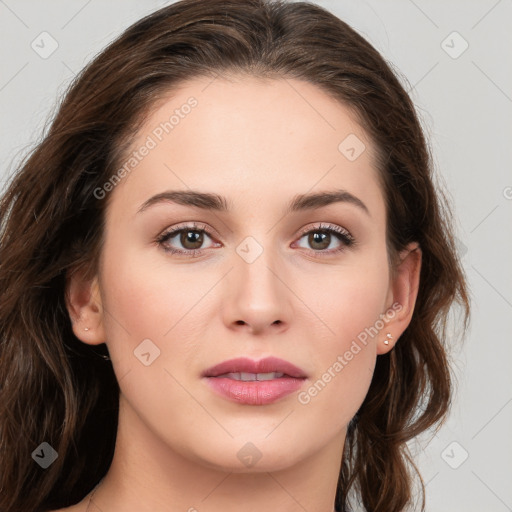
left=202, top=356, right=308, bottom=378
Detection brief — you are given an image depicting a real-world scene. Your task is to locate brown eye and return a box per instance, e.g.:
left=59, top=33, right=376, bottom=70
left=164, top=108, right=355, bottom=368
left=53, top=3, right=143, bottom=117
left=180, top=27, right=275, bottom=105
left=159, top=228, right=212, bottom=252
left=307, top=231, right=331, bottom=250
left=295, top=223, right=355, bottom=256
left=156, top=222, right=216, bottom=256
left=177, top=229, right=204, bottom=250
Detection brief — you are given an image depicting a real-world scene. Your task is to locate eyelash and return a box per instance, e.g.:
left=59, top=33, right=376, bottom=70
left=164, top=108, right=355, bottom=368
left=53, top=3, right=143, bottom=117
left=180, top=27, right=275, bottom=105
left=155, top=221, right=356, bottom=258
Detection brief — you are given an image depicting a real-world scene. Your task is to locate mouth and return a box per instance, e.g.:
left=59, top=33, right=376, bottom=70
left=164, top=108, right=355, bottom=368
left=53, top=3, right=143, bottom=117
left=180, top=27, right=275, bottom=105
left=214, top=371, right=289, bottom=381
left=202, top=356, right=308, bottom=379
left=202, top=356, right=308, bottom=406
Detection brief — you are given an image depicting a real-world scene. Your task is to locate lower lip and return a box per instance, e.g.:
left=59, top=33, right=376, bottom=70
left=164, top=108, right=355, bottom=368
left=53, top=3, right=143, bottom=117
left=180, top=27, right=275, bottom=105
left=203, top=376, right=306, bottom=405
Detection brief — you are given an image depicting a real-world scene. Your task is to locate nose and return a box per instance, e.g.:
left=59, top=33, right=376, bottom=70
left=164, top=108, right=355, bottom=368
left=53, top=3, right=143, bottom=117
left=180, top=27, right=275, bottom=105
left=221, top=243, right=292, bottom=335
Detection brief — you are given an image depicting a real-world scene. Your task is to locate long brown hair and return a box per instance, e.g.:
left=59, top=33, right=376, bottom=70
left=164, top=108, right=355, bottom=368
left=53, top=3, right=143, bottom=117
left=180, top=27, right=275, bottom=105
left=0, top=1, right=470, bottom=511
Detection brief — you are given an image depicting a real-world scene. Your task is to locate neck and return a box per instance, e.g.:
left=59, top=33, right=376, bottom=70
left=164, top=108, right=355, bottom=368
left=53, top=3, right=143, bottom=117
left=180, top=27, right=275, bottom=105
left=88, top=393, right=344, bottom=512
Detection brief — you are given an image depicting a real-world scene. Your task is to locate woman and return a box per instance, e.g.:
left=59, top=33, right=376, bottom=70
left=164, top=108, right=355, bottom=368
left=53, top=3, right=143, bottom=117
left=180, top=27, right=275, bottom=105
left=0, top=0, right=470, bottom=511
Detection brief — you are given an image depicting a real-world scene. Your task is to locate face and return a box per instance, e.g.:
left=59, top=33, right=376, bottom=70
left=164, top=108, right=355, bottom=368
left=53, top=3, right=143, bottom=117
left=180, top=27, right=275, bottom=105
left=69, top=75, right=420, bottom=473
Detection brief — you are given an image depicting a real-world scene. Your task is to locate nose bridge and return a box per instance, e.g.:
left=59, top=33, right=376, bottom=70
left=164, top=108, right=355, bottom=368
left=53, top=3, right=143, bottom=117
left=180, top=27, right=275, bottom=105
left=223, top=231, right=291, bottom=332
left=234, top=232, right=282, bottom=298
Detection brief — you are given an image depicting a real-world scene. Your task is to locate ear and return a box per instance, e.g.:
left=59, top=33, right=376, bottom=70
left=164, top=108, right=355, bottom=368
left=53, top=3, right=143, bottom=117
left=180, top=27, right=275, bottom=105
left=377, top=242, right=422, bottom=355
left=65, top=267, right=106, bottom=345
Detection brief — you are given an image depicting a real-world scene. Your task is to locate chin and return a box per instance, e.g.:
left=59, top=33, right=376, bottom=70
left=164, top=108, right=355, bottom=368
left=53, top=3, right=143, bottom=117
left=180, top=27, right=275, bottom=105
left=188, top=438, right=304, bottom=473
left=200, top=453, right=301, bottom=474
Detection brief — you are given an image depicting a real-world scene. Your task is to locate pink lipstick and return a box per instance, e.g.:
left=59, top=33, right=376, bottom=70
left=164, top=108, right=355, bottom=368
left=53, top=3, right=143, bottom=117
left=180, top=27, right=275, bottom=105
left=202, top=356, right=308, bottom=406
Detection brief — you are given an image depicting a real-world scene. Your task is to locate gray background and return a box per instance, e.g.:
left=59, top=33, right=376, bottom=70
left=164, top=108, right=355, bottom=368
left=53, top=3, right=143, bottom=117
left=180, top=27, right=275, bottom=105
left=1, top=1, right=511, bottom=511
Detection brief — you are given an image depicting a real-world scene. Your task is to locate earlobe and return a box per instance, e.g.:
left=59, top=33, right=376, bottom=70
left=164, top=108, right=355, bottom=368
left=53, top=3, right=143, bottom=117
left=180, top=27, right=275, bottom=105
left=65, top=269, right=106, bottom=345
left=377, top=242, right=422, bottom=355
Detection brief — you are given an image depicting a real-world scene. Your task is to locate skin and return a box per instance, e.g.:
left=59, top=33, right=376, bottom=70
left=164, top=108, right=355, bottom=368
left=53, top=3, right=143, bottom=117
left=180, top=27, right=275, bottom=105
left=61, top=75, right=421, bottom=512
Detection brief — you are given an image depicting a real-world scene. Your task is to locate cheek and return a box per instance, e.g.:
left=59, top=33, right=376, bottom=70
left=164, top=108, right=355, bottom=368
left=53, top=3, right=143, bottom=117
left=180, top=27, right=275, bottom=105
left=97, top=241, right=191, bottom=367
left=297, top=347, right=375, bottom=445
left=293, top=263, right=387, bottom=422
left=98, top=237, right=233, bottom=398
left=298, top=259, right=389, bottom=345
left=97, top=248, right=211, bottom=426
left=296, top=295, right=378, bottom=438
left=100, top=236, right=208, bottom=332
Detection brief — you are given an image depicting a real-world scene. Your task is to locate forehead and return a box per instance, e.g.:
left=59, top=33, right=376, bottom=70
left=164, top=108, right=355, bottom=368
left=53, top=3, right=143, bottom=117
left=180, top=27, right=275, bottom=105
left=107, top=75, right=385, bottom=222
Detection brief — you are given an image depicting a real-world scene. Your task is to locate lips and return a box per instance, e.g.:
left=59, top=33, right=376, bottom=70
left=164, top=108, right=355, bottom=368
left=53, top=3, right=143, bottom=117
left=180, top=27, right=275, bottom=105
left=202, top=356, right=308, bottom=405
left=202, top=356, right=308, bottom=379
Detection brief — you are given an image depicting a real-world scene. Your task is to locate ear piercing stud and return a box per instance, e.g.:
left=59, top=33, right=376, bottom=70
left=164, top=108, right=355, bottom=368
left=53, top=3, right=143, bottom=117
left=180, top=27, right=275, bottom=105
left=83, top=327, right=110, bottom=362
left=384, top=333, right=393, bottom=345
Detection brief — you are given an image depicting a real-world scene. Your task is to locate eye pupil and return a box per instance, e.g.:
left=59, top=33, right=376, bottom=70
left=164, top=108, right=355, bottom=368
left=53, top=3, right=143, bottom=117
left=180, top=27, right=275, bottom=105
left=182, top=230, right=203, bottom=249
left=309, top=231, right=329, bottom=250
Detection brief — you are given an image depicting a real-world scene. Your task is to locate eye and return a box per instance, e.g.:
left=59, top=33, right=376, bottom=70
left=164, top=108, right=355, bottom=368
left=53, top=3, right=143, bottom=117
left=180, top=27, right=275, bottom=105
left=294, top=223, right=355, bottom=256
left=156, top=222, right=218, bottom=257
left=156, top=221, right=356, bottom=258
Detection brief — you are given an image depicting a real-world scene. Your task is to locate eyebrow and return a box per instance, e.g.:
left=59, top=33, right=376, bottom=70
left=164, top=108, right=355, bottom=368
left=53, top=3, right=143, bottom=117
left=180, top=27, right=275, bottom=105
left=137, top=188, right=370, bottom=217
